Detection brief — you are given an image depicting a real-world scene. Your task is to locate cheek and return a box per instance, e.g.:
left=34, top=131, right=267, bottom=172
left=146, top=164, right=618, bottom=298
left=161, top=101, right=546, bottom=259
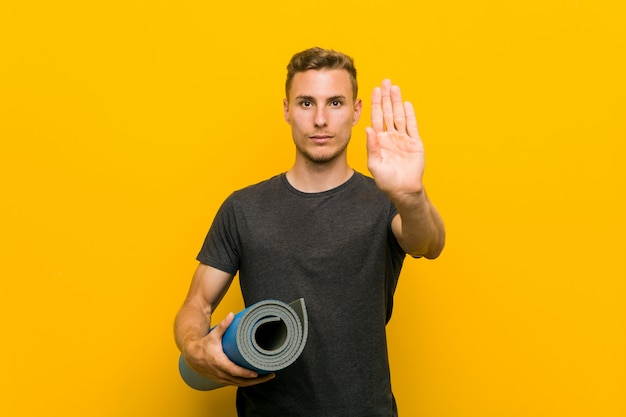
left=336, top=113, right=356, bottom=130
left=292, top=111, right=313, bottom=128
left=289, top=115, right=308, bottom=135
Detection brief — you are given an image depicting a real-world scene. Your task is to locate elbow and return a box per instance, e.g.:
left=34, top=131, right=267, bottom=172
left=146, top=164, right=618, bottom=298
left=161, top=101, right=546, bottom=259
left=410, top=243, right=444, bottom=260
left=406, top=229, right=446, bottom=259
left=422, top=242, right=444, bottom=259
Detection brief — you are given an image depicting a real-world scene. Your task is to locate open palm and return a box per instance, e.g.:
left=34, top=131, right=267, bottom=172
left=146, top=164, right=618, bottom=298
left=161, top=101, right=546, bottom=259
left=366, top=79, right=425, bottom=197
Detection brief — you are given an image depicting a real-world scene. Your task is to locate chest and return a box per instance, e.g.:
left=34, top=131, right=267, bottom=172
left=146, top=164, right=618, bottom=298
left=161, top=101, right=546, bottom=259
left=239, top=193, right=390, bottom=262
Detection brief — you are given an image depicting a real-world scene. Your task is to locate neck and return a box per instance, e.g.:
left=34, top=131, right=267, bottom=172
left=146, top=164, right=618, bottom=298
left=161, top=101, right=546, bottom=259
left=286, top=157, right=354, bottom=193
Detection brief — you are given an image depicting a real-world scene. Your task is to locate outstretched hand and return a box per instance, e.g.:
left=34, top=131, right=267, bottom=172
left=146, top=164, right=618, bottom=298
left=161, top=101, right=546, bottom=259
left=366, top=79, right=425, bottom=198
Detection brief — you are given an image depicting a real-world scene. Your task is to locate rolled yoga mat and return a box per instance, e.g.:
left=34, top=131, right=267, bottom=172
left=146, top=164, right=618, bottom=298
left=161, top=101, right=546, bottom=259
left=179, top=298, right=308, bottom=391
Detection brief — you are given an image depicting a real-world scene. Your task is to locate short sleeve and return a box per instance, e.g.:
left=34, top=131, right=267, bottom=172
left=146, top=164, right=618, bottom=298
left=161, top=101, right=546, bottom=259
left=196, top=195, right=241, bottom=275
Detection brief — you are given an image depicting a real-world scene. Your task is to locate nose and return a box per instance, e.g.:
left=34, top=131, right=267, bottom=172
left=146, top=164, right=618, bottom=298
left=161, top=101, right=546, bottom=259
left=314, top=107, right=327, bottom=128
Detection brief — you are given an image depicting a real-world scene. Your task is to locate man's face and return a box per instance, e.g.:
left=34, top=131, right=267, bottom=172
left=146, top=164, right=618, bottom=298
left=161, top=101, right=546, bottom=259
left=284, top=69, right=362, bottom=164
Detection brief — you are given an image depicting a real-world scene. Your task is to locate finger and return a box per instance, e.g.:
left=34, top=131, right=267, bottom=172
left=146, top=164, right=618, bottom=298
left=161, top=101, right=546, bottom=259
left=217, top=361, right=259, bottom=380
left=391, top=85, right=406, bottom=133
left=404, top=101, right=419, bottom=139
left=208, top=313, right=260, bottom=379
left=206, top=343, right=260, bottom=380
left=230, top=372, right=276, bottom=387
left=370, top=86, right=383, bottom=132
left=381, top=79, right=395, bottom=131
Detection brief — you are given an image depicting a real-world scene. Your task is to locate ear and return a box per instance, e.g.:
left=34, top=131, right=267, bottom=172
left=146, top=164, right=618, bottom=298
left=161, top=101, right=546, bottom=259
left=283, top=98, right=290, bottom=124
left=352, top=98, right=362, bottom=126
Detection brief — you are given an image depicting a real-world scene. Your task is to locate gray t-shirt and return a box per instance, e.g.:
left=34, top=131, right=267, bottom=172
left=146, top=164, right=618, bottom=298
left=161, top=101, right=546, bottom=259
left=198, top=172, right=406, bottom=417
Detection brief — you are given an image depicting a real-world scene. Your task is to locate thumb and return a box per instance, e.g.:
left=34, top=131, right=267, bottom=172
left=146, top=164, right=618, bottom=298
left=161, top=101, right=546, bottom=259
left=365, top=127, right=378, bottom=153
left=210, top=312, right=235, bottom=339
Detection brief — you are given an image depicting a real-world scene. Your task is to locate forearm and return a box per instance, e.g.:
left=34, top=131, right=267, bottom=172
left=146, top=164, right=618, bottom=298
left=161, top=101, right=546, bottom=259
left=174, top=300, right=212, bottom=353
left=174, top=264, right=271, bottom=385
left=391, top=190, right=445, bottom=259
left=174, top=263, right=234, bottom=352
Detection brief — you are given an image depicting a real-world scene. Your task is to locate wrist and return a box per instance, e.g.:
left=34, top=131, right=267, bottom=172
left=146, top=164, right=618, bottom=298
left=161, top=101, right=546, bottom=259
left=179, top=328, right=206, bottom=355
left=387, top=188, right=426, bottom=207
left=182, top=334, right=202, bottom=350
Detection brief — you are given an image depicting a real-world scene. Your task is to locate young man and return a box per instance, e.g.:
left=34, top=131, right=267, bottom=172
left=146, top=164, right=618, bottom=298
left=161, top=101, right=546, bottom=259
left=174, top=47, right=445, bottom=416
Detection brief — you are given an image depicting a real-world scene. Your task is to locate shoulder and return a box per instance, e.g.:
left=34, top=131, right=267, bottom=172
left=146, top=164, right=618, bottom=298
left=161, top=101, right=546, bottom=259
left=217, top=174, right=288, bottom=215
left=349, top=171, right=399, bottom=223
left=350, top=171, right=392, bottom=201
left=227, top=174, right=285, bottom=201
left=351, top=171, right=378, bottom=189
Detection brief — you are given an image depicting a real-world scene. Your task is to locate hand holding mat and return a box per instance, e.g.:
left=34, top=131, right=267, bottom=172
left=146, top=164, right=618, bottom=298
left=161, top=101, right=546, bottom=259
left=179, top=298, right=308, bottom=391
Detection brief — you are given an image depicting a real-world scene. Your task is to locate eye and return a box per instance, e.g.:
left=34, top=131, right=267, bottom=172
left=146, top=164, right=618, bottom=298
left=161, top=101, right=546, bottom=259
left=300, top=100, right=313, bottom=108
left=330, top=100, right=342, bottom=107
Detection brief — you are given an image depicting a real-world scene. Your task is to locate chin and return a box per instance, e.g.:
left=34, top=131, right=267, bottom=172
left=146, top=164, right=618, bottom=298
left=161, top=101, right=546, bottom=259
left=297, top=144, right=349, bottom=165
left=302, top=150, right=344, bottom=164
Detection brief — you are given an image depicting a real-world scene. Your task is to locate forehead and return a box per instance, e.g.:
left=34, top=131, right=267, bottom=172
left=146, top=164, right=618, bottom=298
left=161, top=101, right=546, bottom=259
left=289, top=69, right=353, bottom=100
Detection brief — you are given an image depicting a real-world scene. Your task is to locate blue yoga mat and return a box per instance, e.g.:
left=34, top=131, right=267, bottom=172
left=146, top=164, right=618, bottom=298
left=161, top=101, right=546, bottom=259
left=179, top=298, right=308, bottom=391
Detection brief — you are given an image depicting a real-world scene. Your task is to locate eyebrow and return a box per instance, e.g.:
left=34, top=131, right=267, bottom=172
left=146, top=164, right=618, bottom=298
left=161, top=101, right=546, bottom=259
left=295, top=95, right=315, bottom=102
left=327, top=95, right=347, bottom=102
left=295, top=95, right=347, bottom=103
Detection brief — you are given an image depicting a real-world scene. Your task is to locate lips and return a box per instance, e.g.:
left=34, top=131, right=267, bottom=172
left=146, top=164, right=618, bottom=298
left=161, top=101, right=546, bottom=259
left=309, top=134, right=333, bottom=142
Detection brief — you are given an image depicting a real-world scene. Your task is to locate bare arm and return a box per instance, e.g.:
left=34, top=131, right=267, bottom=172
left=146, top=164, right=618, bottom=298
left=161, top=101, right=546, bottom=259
left=390, top=192, right=445, bottom=259
left=366, top=79, right=445, bottom=258
left=174, top=263, right=275, bottom=386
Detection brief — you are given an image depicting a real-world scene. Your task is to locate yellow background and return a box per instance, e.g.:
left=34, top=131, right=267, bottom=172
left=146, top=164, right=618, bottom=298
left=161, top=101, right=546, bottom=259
left=1, top=1, right=624, bottom=416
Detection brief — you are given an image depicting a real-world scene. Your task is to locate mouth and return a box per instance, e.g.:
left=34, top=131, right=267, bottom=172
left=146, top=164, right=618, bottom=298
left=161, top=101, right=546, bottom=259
left=309, top=134, right=334, bottom=143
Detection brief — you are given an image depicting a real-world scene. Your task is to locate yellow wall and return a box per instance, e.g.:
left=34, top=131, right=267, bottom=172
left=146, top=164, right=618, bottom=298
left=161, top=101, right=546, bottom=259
left=1, top=1, right=624, bottom=416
